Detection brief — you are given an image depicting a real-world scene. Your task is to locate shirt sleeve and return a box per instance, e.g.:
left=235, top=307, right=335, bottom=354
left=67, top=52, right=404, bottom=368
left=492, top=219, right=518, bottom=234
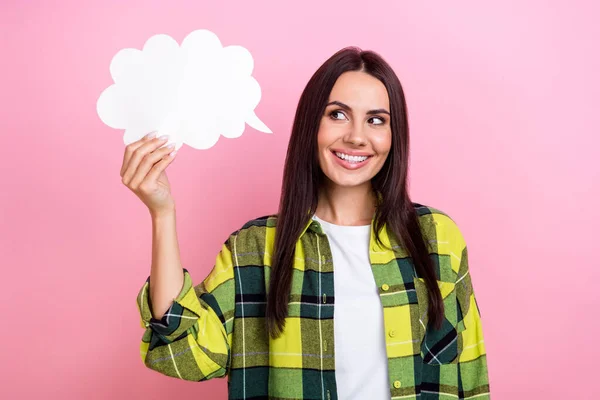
left=454, top=228, right=490, bottom=398
left=135, top=234, right=237, bottom=381
left=419, top=215, right=491, bottom=398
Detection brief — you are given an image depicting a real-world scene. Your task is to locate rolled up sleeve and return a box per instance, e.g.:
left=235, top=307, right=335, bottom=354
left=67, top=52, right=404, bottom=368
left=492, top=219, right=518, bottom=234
left=137, top=268, right=204, bottom=343
left=135, top=235, right=237, bottom=381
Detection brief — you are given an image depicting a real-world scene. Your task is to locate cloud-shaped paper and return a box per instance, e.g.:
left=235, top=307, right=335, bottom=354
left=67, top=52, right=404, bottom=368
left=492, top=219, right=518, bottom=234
left=97, top=29, right=271, bottom=151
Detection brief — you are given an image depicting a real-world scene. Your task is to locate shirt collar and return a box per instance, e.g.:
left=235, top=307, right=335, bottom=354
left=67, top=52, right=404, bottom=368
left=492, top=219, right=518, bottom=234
left=300, top=209, right=390, bottom=253
left=299, top=209, right=320, bottom=237
left=300, top=191, right=385, bottom=239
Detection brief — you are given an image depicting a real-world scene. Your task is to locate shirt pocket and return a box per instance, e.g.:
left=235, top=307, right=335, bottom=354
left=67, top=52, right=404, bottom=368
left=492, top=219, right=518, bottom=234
left=414, top=277, right=463, bottom=365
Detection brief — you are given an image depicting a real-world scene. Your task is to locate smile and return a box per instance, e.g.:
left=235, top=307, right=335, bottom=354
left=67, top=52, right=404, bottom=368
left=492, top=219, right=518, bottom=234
left=331, top=151, right=373, bottom=170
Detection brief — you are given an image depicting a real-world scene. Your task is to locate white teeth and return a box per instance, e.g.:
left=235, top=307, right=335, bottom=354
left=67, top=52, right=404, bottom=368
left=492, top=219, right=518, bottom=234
left=335, top=152, right=369, bottom=163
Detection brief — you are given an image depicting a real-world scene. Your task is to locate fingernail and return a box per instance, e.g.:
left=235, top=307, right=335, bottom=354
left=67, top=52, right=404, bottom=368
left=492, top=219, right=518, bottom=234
left=167, top=143, right=176, bottom=149
left=145, top=131, right=157, bottom=139
left=170, top=150, right=178, bottom=157
left=158, top=135, right=169, bottom=141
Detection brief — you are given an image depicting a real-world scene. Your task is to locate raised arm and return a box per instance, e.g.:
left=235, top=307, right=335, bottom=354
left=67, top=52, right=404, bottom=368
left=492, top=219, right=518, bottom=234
left=120, top=131, right=236, bottom=381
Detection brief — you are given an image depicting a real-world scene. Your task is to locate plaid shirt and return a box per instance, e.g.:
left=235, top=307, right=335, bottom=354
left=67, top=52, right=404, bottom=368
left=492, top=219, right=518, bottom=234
left=136, top=203, right=490, bottom=399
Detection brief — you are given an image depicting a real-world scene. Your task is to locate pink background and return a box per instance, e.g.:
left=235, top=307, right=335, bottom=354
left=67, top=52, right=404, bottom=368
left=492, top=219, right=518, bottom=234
left=2, top=0, right=598, bottom=398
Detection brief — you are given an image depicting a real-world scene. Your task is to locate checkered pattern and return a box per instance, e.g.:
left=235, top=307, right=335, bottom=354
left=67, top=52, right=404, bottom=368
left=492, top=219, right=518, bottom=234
left=136, top=203, right=490, bottom=399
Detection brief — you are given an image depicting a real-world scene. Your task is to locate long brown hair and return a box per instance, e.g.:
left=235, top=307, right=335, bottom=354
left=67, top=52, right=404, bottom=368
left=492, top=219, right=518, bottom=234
left=266, top=47, right=443, bottom=338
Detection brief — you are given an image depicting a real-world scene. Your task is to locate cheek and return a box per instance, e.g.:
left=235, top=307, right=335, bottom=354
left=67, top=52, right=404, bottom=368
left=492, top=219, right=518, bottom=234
left=317, top=124, right=334, bottom=152
left=316, top=127, right=330, bottom=168
left=372, top=131, right=392, bottom=154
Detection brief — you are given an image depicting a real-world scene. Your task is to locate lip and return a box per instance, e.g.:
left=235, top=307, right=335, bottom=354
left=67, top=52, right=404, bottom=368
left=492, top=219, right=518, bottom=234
left=330, top=150, right=373, bottom=170
left=330, top=148, right=374, bottom=157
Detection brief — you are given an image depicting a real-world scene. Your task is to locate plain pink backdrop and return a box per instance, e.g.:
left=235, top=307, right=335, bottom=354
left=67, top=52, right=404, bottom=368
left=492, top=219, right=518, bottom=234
left=2, top=0, right=598, bottom=399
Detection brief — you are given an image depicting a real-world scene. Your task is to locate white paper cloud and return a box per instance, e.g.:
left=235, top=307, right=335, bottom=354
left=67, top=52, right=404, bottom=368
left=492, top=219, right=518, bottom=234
left=97, top=29, right=271, bottom=151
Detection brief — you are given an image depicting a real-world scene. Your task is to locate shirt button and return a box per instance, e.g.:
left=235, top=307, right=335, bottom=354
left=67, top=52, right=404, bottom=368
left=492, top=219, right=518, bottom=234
left=388, top=330, right=396, bottom=338
left=393, top=380, right=401, bottom=389
left=382, top=284, right=390, bottom=291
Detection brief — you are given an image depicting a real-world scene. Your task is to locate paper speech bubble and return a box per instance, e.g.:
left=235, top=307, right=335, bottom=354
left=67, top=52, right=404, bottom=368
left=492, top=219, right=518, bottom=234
left=97, top=29, right=271, bottom=151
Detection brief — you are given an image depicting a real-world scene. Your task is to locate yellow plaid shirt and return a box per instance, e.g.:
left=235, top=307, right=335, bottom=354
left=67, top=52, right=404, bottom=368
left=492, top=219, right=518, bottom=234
left=136, top=203, right=490, bottom=399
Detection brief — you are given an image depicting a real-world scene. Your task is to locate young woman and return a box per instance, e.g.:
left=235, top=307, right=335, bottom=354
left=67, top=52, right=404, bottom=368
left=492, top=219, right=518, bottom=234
left=122, top=48, right=490, bottom=399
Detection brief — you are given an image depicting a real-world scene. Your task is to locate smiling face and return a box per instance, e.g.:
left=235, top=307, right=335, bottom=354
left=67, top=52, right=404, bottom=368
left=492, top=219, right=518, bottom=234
left=317, top=71, right=392, bottom=190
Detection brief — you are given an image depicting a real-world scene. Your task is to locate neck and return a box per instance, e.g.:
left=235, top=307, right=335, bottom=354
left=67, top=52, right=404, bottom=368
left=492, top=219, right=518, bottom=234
left=315, top=180, right=377, bottom=226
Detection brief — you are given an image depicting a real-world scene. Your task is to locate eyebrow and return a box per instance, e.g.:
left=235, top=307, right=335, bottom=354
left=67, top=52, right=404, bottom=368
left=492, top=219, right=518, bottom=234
left=326, top=100, right=390, bottom=116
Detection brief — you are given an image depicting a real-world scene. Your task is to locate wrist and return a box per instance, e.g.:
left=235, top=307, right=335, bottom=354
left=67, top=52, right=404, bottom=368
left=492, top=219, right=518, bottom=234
left=150, top=208, right=176, bottom=221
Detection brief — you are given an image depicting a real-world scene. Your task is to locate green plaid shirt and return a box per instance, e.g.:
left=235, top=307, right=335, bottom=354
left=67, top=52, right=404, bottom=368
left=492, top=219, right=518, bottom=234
left=136, top=203, right=490, bottom=399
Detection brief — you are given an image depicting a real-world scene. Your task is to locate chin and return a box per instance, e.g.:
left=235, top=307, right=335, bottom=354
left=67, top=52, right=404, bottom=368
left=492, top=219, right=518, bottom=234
left=326, top=174, right=373, bottom=188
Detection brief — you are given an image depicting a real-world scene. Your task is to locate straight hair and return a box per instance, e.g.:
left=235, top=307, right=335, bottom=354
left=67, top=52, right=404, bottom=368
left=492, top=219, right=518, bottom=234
left=266, top=47, right=443, bottom=338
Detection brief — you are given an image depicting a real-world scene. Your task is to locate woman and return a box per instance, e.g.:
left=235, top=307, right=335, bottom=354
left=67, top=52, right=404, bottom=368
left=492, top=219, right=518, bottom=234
left=122, top=47, right=490, bottom=399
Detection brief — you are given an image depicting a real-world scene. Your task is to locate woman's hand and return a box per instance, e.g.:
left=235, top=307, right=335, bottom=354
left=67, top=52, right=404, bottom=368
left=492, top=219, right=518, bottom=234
left=120, top=132, right=178, bottom=217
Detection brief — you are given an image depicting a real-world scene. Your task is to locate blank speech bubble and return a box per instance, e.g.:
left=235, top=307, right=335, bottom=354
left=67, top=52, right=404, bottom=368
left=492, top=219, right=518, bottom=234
left=97, top=29, right=271, bottom=151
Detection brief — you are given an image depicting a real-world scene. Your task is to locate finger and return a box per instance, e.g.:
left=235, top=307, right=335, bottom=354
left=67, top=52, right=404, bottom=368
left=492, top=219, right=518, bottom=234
left=120, top=131, right=157, bottom=177
left=121, top=136, right=170, bottom=185
left=144, top=150, right=178, bottom=185
left=128, top=143, right=176, bottom=189
left=128, top=143, right=175, bottom=188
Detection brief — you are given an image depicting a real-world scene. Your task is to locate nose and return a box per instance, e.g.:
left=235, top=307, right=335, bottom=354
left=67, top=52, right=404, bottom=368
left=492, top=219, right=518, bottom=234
left=343, top=121, right=367, bottom=146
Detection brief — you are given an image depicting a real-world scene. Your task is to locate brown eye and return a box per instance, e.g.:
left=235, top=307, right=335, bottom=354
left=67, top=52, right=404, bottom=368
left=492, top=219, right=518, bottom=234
left=369, top=116, right=385, bottom=125
left=329, top=110, right=347, bottom=121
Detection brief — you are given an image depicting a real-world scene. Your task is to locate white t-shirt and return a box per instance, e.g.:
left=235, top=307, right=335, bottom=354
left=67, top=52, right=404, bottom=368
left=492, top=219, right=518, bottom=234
left=312, top=214, right=391, bottom=400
